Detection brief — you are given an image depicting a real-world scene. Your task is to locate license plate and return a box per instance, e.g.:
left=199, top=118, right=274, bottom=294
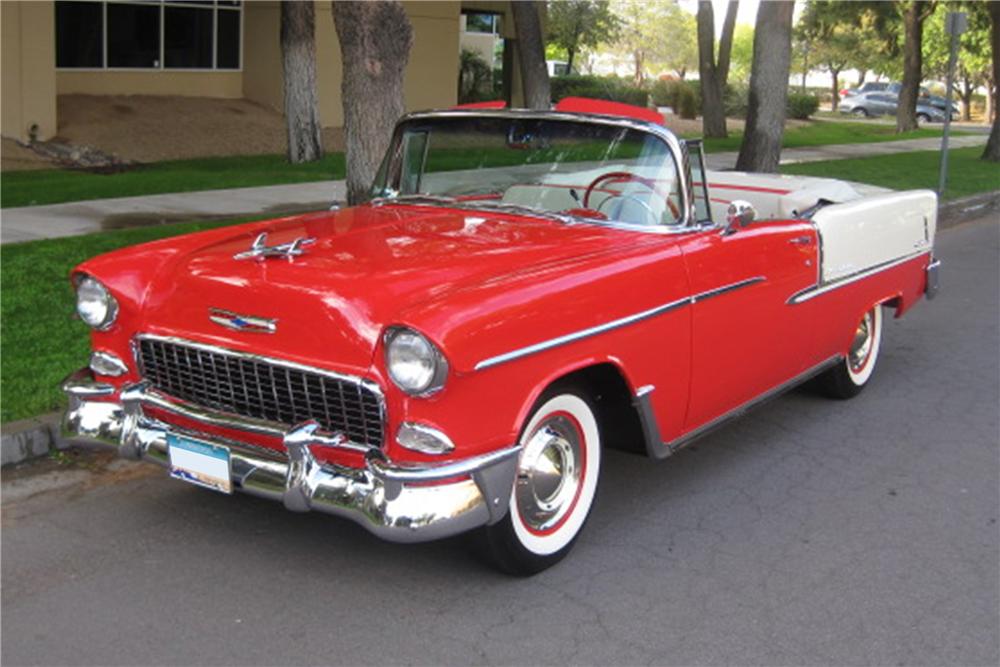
left=167, top=433, right=232, bottom=494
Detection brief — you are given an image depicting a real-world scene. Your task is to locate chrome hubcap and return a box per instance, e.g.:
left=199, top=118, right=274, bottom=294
left=515, top=414, right=583, bottom=533
left=849, top=311, right=874, bottom=372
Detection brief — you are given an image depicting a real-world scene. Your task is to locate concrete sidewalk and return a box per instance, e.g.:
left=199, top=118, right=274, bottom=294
left=1, top=180, right=344, bottom=244
left=704, top=133, right=988, bottom=170
left=0, top=133, right=988, bottom=244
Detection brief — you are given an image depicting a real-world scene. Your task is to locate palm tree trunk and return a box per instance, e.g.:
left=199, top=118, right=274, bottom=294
left=982, top=0, right=1000, bottom=161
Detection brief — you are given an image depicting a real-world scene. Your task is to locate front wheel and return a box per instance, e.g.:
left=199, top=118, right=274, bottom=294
left=816, top=305, right=883, bottom=399
left=478, top=389, right=602, bottom=576
left=917, top=113, right=932, bottom=125
left=852, top=108, right=869, bottom=118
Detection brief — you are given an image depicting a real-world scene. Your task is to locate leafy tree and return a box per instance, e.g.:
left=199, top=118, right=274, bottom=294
left=896, top=1, right=936, bottom=133
left=546, top=0, right=621, bottom=74
left=333, top=1, right=412, bottom=204
left=735, top=0, right=795, bottom=173
left=281, top=0, right=323, bottom=164
left=983, top=1, right=1000, bottom=161
left=513, top=0, right=551, bottom=108
left=923, top=3, right=992, bottom=121
left=727, top=25, right=755, bottom=82
left=697, top=0, right=739, bottom=138
left=612, top=0, right=698, bottom=83
left=458, top=49, right=494, bottom=104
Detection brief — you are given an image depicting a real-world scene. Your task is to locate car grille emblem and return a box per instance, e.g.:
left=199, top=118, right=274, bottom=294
left=209, top=308, right=277, bottom=334
left=234, top=232, right=315, bottom=261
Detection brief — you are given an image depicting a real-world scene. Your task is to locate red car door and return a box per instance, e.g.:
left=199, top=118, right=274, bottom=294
left=677, top=218, right=819, bottom=431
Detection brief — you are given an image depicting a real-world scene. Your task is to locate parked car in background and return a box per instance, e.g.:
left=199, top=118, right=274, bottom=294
left=62, top=99, right=940, bottom=575
left=840, top=92, right=947, bottom=123
left=839, top=81, right=891, bottom=99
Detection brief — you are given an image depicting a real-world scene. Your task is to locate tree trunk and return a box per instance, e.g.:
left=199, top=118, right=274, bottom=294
left=857, top=69, right=867, bottom=86
left=511, top=0, right=550, bottom=108
left=735, top=0, right=794, bottom=173
left=830, top=68, right=841, bottom=111
left=698, top=1, right=725, bottom=137
left=982, top=0, right=1000, bottom=161
left=633, top=51, right=643, bottom=84
left=566, top=48, right=576, bottom=75
left=896, top=1, right=927, bottom=134
left=959, top=72, right=974, bottom=122
left=333, top=1, right=413, bottom=204
left=698, top=0, right=737, bottom=139
left=281, top=0, right=323, bottom=164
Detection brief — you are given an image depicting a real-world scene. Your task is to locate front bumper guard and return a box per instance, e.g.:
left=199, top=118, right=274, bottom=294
left=61, top=369, right=519, bottom=543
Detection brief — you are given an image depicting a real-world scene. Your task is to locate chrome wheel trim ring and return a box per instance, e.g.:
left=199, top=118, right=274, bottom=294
left=514, top=413, right=584, bottom=534
left=849, top=310, right=875, bottom=373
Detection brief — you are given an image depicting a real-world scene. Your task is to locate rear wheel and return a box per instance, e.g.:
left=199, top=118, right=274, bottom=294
left=852, top=108, right=869, bottom=118
left=816, top=305, right=883, bottom=399
left=478, top=388, right=601, bottom=576
left=917, top=112, right=932, bottom=125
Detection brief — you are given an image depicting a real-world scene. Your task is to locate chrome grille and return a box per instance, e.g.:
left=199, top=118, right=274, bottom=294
left=136, top=337, right=384, bottom=448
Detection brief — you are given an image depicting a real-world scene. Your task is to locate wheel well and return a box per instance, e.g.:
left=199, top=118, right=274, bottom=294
left=548, top=363, right=646, bottom=455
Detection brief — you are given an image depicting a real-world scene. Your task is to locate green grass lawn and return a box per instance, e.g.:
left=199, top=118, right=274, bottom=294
left=1, top=153, right=346, bottom=209
left=780, top=146, right=1000, bottom=200
left=693, top=119, right=962, bottom=153
left=0, top=217, right=261, bottom=424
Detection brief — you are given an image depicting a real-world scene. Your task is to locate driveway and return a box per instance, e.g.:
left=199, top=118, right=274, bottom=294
left=2, top=217, right=997, bottom=666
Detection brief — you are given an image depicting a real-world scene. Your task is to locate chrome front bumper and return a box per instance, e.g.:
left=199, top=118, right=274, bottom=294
left=62, top=369, right=519, bottom=543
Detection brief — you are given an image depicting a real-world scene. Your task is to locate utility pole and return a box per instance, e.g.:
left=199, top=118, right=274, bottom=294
left=939, top=11, right=967, bottom=196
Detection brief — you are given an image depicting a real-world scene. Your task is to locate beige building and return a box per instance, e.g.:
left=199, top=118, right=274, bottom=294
left=2, top=0, right=525, bottom=143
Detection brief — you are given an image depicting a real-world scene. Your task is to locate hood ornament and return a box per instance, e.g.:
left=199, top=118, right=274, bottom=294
left=209, top=308, right=277, bottom=334
left=234, top=232, right=315, bottom=261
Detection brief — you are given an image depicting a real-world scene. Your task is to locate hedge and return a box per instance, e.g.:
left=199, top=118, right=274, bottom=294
left=551, top=75, right=649, bottom=107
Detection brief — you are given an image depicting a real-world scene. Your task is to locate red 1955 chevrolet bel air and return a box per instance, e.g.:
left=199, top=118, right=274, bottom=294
left=62, top=99, right=940, bottom=574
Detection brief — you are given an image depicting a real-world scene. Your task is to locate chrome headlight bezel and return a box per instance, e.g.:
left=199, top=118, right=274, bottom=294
left=384, top=326, right=449, bottom=396
left=74, top=274, right=119, bottom=331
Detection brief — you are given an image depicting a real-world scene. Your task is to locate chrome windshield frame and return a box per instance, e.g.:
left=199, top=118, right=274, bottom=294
left=372, top=108, right=701, bottom=234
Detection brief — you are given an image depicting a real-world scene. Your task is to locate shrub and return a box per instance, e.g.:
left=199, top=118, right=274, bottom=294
left=651, top=79, right=701, bottom=118
left=677, top=84, right=698, bottom=119
left=786, top=92, right=820, bottom=119
left=723, top=82, right=749, bottom=118
left=551, top=75, right=649, bottom=107
left=458, top=50, right=494, bottom=104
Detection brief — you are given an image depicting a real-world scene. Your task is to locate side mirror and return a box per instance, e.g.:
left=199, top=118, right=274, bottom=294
left=723, top=200, right=756, bottom=236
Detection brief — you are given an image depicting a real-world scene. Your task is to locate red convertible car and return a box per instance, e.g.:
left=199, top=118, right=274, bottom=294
left=63, top=99, right=940, bottom=574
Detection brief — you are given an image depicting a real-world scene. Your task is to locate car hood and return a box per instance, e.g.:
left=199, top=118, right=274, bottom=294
left=109, top=204, right=653, bottom=373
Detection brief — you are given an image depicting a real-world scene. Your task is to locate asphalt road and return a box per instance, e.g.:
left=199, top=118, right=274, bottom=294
left=3, top=217, right=997, bottom=667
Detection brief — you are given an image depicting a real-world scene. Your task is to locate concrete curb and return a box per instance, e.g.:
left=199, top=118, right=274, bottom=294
left=938, top=191, right=1000, bottom=229
left=1, top=412, right=67, bottom=467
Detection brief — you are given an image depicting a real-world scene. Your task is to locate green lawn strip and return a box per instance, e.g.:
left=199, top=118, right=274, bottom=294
left=780, top=146, right=1000, bottom=200
left=0, top=216, right=264, bottom=424
left=1, top=153, right=346, bottom=209
left=690, top=120, right=963, bottom=153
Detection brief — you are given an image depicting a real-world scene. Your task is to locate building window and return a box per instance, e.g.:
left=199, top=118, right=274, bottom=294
left=463, top=12, right=500, bottom=35
left=55, top=0, right=242, bottom=70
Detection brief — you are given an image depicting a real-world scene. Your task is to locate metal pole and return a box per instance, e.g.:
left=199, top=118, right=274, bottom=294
left=939, top=12, right=966, bottom=196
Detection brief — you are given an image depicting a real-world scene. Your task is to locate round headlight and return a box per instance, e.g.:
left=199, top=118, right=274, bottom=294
left=385, top=327, right=448, bottom=396
left=75, top=275, right=118, bottom=330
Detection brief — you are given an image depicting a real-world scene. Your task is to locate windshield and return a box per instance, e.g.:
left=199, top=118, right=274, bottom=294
left=371, top=115, right=684, bottom=227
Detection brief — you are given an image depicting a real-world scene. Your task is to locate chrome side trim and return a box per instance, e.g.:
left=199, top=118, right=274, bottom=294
left=788, top=251, right=931, bottom=305
left=474, top=276, right=766, bottom=371
left=692, top=276, right=766, bottom=303
left=655, top=355, right=842, bottom=458
left=632, top=385, right=668, bottom=460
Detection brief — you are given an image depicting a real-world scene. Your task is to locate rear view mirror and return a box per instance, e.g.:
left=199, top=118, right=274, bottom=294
left=723, top=200, right=756, bottom=236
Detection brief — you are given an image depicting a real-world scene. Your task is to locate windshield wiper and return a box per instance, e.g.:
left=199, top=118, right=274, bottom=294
left=457, top=200, right=580, bottom=225
left=369, top=194, right=458, bottom=207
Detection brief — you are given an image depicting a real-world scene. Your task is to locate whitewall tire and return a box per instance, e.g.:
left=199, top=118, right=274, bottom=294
left=479, top=388, right=601, bottom=575
left=817, top=305, right=884, bottom=399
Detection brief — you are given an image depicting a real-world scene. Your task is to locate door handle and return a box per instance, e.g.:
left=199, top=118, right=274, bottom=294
left=788, top=235, right=813, bottom=246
